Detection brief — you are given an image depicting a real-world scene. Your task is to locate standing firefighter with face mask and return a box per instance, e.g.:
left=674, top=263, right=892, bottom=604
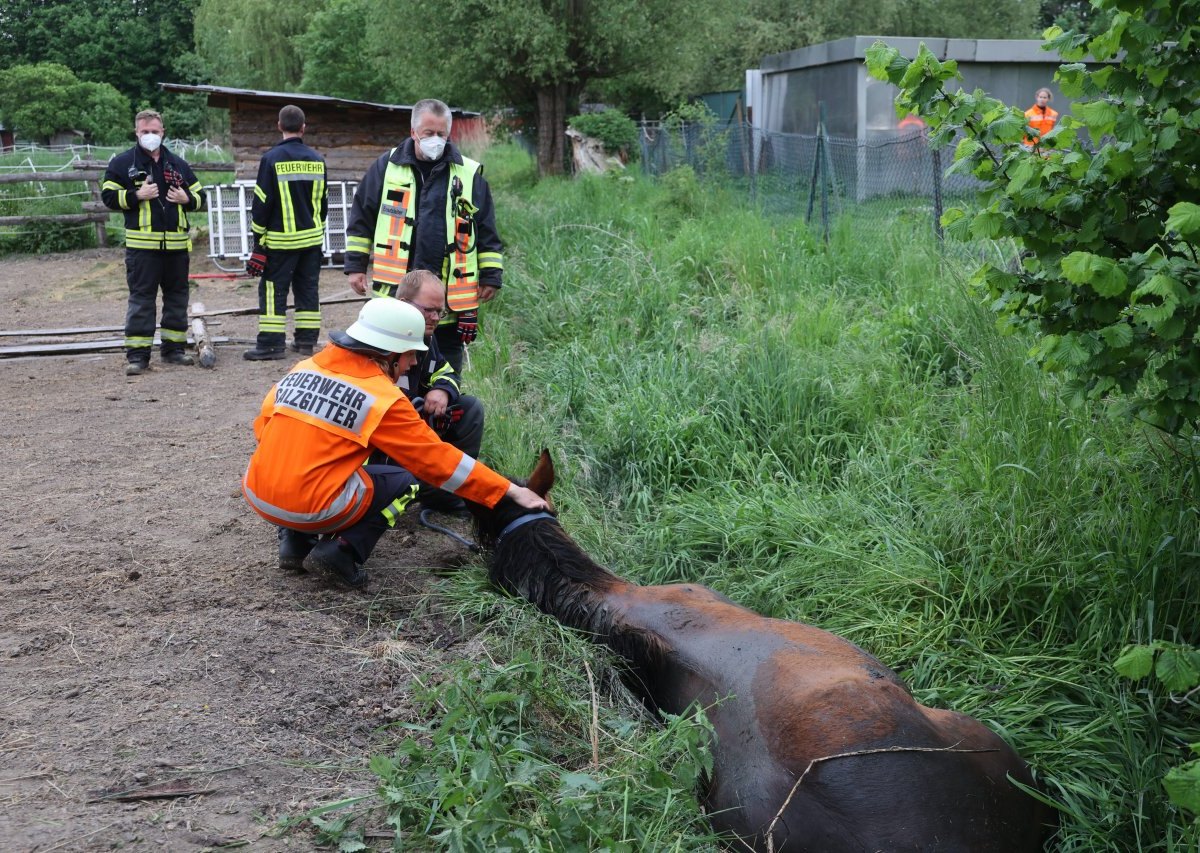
left=102, top=109, right=205, bottom=375
left=344, top=98, right=503, bottom=375
left=241, top=298, right=548, bottom=589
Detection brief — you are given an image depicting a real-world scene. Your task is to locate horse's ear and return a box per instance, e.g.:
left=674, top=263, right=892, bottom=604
left=527, top=449, right=555, bottom=497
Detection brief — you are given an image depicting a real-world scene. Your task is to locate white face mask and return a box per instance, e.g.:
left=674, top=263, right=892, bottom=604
left=139, top=133, right=162, bottom=152
left=417, top=135, right=446, bottom=160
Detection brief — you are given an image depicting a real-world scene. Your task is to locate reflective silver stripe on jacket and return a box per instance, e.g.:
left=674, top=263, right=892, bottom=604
left=439, top=454, right=475, bottom=493
left=243, top=467, right=370, bottom=533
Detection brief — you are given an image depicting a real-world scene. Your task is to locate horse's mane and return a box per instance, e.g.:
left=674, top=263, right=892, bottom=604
left=486, top=515, right=672, bottom=692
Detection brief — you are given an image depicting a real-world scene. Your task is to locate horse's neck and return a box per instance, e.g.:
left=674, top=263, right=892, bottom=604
left=495, top=526, right=645, bottom=643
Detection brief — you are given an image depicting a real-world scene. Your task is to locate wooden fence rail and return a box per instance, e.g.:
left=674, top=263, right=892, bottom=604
left=1, top=162, right=235, bottom=247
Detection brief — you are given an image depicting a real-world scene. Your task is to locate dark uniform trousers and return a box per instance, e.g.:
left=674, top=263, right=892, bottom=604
left=433, top=324, right=466, bottom=376
left=256, top=245, right=323, bottom=351
left=366, top=394, right=484, bottom=507
left=125, top=248, right=190, bottom=364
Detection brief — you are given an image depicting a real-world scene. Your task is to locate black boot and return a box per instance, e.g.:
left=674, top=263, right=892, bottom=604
left=243, top=347, right=286, bottom=361
left=278, top=528, right=318, bottom=571
left=303, top=537, right=368, bottom=588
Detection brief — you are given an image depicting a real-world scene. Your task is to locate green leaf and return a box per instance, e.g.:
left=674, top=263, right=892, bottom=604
left=1163, top=759, right=1200, bottom=815
left=1074, top=100, right=1119, bottom=137
left=1099, top=322, right=1133, bottom=349
left=970, top=210, right=1006, bottom=240
left=1114, top=644, right=1155, bottom=679
left=1061, top=253, right=1128, bottom=296
left=559, top=771, right=602, bottom=792
left=865, top=42, right=905, bottom=83
left=1155, top=647, right=1200, bottom=692
left=1166, top=202, right=1200, bottom=240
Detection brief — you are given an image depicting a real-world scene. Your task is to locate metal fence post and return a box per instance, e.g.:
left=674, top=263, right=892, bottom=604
left=931, top=145, right=944, bottom=246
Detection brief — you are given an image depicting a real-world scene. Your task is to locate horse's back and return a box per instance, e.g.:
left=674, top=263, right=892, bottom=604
left=611, top=585, right=1050, bottom=852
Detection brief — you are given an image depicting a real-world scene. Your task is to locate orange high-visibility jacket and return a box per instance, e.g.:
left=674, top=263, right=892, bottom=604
left=242, top=346, right=509, bottom=533
left=1023, top=105, right=1059, bottom=146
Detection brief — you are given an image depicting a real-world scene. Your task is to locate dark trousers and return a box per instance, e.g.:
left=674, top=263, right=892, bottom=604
left=366, top=395, right=484, bottom=505
left=336, top=465, right=420, bottom=562
left=433, top=323, right=465, bottom=375
left=256, top=246, right=323, bottom=350
left=124, top=248, right=190, bottom=363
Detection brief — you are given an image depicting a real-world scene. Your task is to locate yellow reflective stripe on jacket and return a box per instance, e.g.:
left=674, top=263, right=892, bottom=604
left=102, top=180, right=132, bottom=210
left=263, top=160, right=325, bottom=249
left=369, top=153, right=416, bottom=286
left=369, top=155, right=481, bottom=309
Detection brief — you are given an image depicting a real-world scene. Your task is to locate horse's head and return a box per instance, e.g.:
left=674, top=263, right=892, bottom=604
left=469, top=449, right=557, bottom=550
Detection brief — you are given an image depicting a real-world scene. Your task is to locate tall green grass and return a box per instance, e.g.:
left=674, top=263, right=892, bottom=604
left=335, top=146, right=1199, bottom=850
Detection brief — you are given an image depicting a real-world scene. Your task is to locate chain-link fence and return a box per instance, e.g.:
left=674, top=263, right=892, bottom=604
left=638, top=121, right=985, bottom=247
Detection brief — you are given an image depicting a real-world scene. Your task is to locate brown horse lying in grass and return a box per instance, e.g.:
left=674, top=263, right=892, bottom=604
left=470, top=452, right=1056, bottom=852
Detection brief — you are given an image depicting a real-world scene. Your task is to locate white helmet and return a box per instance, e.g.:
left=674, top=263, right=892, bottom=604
left=342, top=298, right=428, bottom=353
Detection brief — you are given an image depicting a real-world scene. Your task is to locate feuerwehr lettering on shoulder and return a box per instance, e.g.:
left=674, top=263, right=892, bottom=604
left=274, top=370, right=374, bottom=433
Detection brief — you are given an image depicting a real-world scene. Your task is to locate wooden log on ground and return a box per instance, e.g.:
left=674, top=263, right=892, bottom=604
left=193, top=293, right=366, bottom=318
left=0, top=322, right=220, bottom=338
left=190, top=301, right=217, bottom=368
left=0, top=336, right=230, bottom=358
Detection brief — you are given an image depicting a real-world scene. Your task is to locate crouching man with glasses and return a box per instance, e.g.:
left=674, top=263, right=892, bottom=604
left=373, top=270, right=485, bottom=515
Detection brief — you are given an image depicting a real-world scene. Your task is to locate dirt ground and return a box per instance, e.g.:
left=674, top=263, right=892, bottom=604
left=0, top=247, right=483, bottom=851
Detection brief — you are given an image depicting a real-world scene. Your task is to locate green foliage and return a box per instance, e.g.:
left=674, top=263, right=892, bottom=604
left=0, top=63, right=131, bottom=142
left=866, top=0, right=1200, bottom=434
left=322, top=652, right=716, bottom=851
left=0, top=0, right=196, bottom=121
left=194, top=0, right=321, bottom=91
left=297, top=0, right=391, bottom=101
left=421, top=148, right=1200, bottom=848
left=1115, top=641, right=1200, bottom=818
left=569, top=110, right=639, bottom=159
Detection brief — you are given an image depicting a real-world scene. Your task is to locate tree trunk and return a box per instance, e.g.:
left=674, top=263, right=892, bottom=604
left=535, top=83, right=568, bottom=177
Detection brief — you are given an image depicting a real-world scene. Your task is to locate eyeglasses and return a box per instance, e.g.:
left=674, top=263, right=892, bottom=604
left=404, top=299, right=447, bottom=320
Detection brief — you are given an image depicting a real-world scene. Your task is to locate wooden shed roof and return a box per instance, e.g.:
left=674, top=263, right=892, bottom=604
left=158, top=84, right=480, bottom=118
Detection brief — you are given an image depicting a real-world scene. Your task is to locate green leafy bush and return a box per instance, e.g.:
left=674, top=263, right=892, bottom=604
left=1114, top=641, right=1200, bottom=818
left=312, top=652, right=716, bottom=851
left=866, top=0, right=1200, bottom=434
left=0, top=63, right=129, bottom=143
left=569, top=110, right=639, bottom=161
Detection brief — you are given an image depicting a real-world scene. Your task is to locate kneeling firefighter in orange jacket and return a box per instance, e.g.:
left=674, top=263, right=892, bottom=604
left=242, top=298, right=548, bottom=588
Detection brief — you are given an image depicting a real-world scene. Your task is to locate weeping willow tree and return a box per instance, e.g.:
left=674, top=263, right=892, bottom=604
left=194, top=0, right=321, bottom=91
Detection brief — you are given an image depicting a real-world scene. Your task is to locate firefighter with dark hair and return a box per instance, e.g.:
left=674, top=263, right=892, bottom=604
left=243, top=104, right=329, bottom=360
left=101, top=109, right=205, bottom=376
left=344, top=98, right=503, bottom=375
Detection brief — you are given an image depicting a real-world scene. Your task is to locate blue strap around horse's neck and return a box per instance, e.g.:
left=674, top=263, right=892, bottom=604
left=497, top=511, right=558, bottom=546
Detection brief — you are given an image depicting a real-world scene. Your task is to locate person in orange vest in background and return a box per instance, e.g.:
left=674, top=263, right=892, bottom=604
left=241, top=298, right=548, bottom=589
left=1023, top=88, right=1059, bottom=149
left=897, top=113, right=927, bottom=138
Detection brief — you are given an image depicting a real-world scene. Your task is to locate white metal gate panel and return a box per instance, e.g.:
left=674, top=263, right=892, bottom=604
left=205, top=180, right=358, bottom=271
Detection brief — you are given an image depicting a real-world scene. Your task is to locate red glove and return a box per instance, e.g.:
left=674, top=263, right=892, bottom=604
left=163, top=163, right=186, bottom=189
left=429, top=405, right=464, bottom=433
left=246, top=243, right=268, bottom=278
left=457, top=310, right=478, bottom=344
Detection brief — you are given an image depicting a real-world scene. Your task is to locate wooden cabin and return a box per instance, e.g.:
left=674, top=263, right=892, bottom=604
left=158, top=84, right=484, bottom=182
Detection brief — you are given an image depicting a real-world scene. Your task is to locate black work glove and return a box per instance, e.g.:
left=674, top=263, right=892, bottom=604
left=246, top=242, right=268, bottom=278
left=457, top=310, right=478, bottom=344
